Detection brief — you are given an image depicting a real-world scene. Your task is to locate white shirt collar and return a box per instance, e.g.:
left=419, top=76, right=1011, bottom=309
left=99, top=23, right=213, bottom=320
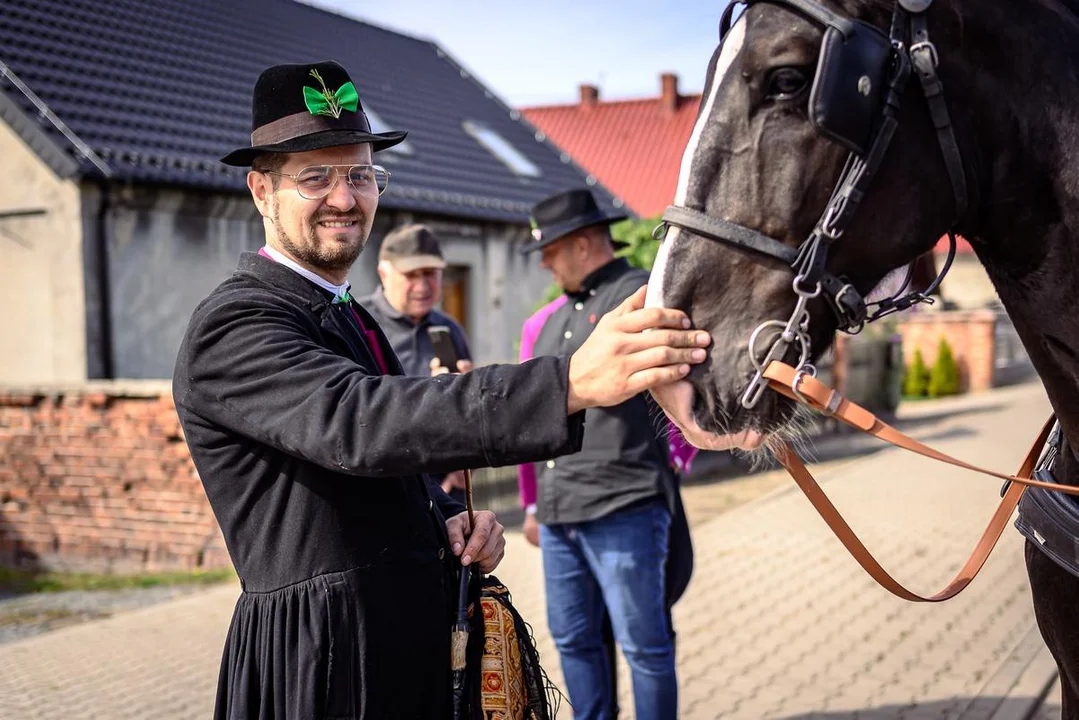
left=261, top=244, right=351, bottom=301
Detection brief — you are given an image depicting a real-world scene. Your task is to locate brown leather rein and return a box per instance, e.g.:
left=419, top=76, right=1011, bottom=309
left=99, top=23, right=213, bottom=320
left=761, top=360, right=1070, bottom=602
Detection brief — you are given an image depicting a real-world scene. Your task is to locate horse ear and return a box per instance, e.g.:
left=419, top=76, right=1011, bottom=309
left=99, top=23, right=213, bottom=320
left=719, top=1, right=742, bottom=39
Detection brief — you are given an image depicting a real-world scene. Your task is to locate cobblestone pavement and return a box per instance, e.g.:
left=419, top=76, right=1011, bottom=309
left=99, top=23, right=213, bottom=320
left=1034, top=679, right=1062, bottom=720
left=0, top=381, right=1061, bottom=719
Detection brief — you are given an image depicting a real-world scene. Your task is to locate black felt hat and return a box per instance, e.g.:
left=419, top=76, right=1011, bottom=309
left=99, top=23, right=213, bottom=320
left=220, top=61, right=408, bottom=166
left=520, top=188, right=628, bottom=253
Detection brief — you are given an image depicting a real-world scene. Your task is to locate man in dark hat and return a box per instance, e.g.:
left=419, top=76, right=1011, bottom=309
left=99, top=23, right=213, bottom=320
left=364, top=223, right=473, bottom=500
left=172, top=61, right=710, bottom=720
left=519, top=188, right=685, bottom=720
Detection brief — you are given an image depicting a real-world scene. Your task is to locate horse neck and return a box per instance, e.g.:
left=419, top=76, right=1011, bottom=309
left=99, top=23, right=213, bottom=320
left=959, top=2, right=1079, bottom=468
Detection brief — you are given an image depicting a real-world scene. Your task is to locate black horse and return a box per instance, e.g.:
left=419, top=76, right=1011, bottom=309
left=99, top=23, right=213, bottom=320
left=645, top=0, right=1079, bottom=715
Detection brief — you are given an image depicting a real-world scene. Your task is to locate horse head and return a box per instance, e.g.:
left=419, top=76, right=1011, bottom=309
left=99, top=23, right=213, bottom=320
left=648, top=0, right=977, bottom=451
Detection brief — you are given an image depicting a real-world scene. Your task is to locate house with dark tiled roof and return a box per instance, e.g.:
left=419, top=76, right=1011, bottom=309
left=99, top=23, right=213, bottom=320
left=522, top=74, right=701, bottom=218
left=0, top=0, right=624, bottom=382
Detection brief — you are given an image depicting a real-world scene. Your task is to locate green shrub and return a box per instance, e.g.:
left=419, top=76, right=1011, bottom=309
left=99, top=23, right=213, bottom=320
left=903, top=348, right=930, bottom=398
left=927, top=337, right=961, bottom=397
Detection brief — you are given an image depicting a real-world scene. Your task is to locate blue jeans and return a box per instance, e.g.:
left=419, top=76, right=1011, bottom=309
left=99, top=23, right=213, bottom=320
left=540, top=500, right=677, bottom=720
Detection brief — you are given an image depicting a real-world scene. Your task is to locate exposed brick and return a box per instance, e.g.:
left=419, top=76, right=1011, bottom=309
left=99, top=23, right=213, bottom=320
left=0, top=393, right=44, bottom=408
left=0, top=389, right=222, bottom=574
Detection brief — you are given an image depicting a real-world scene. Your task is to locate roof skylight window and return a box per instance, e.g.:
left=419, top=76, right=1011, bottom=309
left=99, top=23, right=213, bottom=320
left=463, top=120, right=541, bottom=177
left=366, top=107, right=414, bottom=155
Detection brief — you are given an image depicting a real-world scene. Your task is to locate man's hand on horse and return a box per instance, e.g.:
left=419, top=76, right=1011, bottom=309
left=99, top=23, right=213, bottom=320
left=446, top=510, right=506, bottom=574
left=567, top=285, right=710, bottom=414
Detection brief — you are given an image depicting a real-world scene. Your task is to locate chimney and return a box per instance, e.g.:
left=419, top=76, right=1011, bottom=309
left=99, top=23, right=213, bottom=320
left=579, top=83, right=599, bottom=110
left=660, top=72, right=679, bottom=113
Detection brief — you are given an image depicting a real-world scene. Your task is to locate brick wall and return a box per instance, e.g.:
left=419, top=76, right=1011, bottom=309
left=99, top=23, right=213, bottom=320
left=894, top=310, right=998, bottom=392
left=0, top=382, right=228, bottom=574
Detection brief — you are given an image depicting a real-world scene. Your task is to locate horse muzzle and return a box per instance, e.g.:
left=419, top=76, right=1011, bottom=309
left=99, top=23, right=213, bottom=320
left=650, top=379, right=768, bottom=451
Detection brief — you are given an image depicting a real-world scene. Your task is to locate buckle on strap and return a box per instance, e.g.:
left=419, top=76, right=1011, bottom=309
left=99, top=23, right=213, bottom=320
left=910, top=40, right=939, bottom=72
left=792, top=368, right=842, bottom=416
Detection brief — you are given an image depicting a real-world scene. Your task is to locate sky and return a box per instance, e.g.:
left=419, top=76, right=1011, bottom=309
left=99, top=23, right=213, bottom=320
left=305, top=1, right=727, bottom=107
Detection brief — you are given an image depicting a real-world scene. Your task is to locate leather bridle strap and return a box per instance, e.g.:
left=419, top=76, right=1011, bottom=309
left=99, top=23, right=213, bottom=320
left=661, top=206, right=797, bottom=264
left=763, top=361, right=1069, bottom=493
left=761, top=360, right=1065, bottom=601
left=908, top=11, right=969, bottom=223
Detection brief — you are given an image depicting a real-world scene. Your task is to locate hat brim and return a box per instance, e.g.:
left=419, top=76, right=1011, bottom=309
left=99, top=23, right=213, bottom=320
left=386, top=255, right=447, bottom=273
left=220, top=128, right=409, bottom=167
left=519, top=210, right=629, bottom=254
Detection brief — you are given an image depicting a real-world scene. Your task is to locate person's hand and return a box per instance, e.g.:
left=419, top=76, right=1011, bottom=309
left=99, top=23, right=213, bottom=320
left=567, top=285, right=710, bottom=414
left=430, top=358, right=474, bottom=376
left=446, top=510, right=506, bottom=573
left=441, top=470, right=467, bottom=494
left=523, top=513, right=540, bottom=547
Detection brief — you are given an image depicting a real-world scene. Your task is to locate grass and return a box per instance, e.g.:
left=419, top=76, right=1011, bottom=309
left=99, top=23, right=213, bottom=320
left=0, top=566, right=237, bottom=594
left=0, top=607, right=89, bottom=627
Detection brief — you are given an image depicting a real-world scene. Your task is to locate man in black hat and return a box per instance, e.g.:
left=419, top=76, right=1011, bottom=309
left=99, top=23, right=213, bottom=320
left=172, top=61, right=710, bottom=720
left=520, top=188, right=684, bottom=720
left=364, top=223, right=473, bottom=500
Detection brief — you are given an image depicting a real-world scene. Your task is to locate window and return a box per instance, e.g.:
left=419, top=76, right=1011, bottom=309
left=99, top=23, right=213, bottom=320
left=462, top=120, right=541, bottom=177
left=365, top=107, right=414, bottom=155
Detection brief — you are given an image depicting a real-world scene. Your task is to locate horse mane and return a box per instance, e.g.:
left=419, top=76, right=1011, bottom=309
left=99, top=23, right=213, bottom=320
left=837, top=0, right=1079, bottom=21
left=828, top=0, right=1079, bottom=39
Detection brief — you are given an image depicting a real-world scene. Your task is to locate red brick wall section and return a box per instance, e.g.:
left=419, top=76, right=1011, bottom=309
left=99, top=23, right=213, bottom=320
left=0, top=383, right=229, bottom=574
left=895, top=310, right=998, bottom=392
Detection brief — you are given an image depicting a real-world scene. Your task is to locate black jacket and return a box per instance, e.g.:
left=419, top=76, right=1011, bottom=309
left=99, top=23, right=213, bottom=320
left=173, top=252, right=583, bottom=719
left=532, top=258, right=676, bottom=525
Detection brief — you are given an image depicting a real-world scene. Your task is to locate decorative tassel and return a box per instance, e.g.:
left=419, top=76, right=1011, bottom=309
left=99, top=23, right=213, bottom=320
left=451, top=626, right=470, bottom=672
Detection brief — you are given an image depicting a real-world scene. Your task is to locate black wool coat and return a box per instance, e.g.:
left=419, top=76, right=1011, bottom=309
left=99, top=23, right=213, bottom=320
left=173, top=252, right=584, bottom=720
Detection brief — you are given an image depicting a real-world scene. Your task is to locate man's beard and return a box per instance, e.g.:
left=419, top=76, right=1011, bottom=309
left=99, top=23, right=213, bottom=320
left=271, top=201, right=367, bottom=273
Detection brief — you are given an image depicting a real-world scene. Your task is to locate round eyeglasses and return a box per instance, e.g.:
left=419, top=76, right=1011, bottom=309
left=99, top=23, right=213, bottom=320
left=266, top=164, right=391, bottom=200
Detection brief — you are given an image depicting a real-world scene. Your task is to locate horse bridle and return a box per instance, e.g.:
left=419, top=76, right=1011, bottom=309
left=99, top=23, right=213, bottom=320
left=659, top=0, right=968, bottom=409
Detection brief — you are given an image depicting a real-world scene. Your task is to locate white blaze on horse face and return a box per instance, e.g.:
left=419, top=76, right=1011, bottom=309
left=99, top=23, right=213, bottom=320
left=644, top=238, right=674, bottom=309
left=645, top=17, right=747, bottom=311
left=648, top=18, right=755, bottom=450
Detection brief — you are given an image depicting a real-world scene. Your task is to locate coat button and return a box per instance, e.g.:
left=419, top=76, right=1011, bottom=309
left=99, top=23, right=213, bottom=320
left=589, top=289, right=597, bottom=296
left=563, top=331, right=573, bottom=339
left=438, top=548, right=446, bottom=560
left=574, top=302, right=584, bottom=311
left=546, top=460, right=556, bottom=469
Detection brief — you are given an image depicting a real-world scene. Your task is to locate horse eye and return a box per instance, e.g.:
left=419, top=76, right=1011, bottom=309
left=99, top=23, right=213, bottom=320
left=766, top=68, right=809, bottom=100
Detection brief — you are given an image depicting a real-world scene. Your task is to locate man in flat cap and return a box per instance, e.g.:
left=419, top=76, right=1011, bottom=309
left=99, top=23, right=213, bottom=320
left=365, top=223, right=474, bottom=500
left=365, top=224, right=472, bottom=378
left=172, top=61, right=711, bottom=720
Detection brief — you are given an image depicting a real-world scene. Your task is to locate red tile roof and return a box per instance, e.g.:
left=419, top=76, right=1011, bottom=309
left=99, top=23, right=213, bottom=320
left=521, top=92, right=702, bottom=218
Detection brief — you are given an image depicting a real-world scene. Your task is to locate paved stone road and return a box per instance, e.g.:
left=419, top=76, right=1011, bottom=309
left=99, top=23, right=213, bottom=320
left=0, top=381, right=1061, bottom=719
left=1034, top=679, right=1063, bottom=720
